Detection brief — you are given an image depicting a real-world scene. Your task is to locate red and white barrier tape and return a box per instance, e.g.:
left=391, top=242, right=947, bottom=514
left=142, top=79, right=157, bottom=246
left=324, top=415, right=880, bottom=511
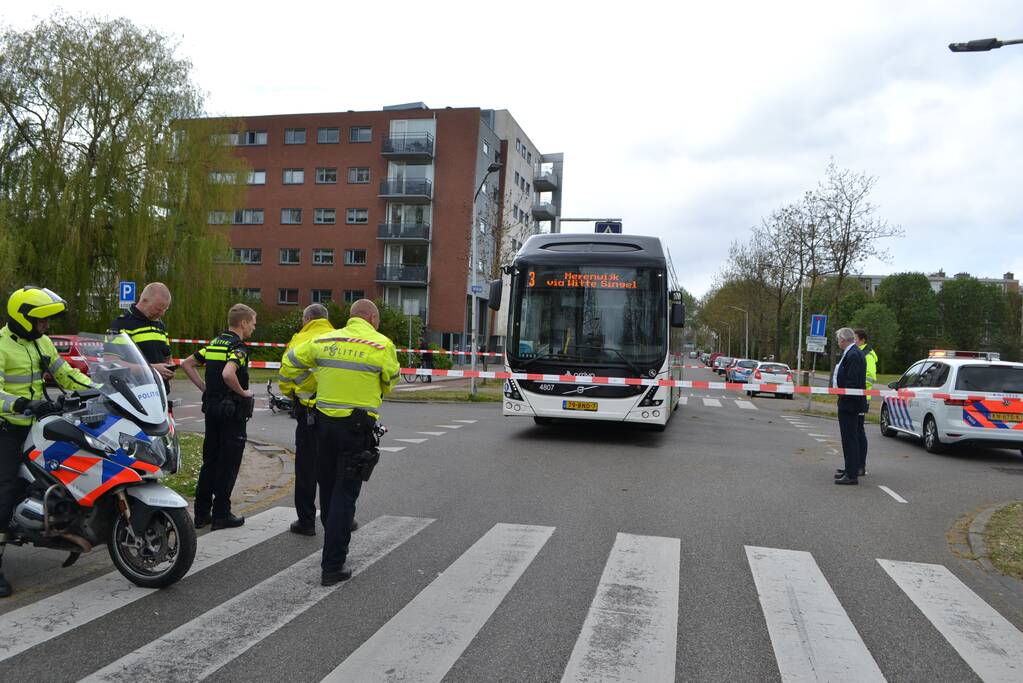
left=170, top=338, right=503, bottom=357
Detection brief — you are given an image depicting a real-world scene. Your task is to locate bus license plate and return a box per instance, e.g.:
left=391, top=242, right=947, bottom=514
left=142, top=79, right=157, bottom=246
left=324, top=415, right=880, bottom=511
left=989, top=412, right=1023, bottom=423
left=563, top=400, right=598, bottom=412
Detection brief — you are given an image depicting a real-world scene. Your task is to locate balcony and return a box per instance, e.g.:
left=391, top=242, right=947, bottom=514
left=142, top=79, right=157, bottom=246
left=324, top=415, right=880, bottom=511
left=381, top=132, right=435, bottom=159
left=534, top=169, right=558, bottom=191
left=379, top=178, right=432, bottom=203
left=377, top=222, right=431, bottom=241
left=376, top=263, right=428, bottom=284
left=532, top=202, right=557, bottom=220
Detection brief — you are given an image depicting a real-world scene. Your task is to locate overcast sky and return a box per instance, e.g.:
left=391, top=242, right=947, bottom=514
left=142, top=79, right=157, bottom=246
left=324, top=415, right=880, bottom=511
left=5, top=1, right=1022, bottom=297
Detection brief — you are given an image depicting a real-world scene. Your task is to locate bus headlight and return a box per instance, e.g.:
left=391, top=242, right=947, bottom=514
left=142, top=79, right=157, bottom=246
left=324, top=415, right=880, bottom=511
left=639, top=385, right=663, bottom=407
left=504, top=379, right=523, bottom=401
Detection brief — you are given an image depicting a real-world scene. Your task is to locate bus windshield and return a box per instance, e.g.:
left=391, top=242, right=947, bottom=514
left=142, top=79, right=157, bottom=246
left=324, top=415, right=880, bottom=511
left=510, top=265, right=666, bottom=368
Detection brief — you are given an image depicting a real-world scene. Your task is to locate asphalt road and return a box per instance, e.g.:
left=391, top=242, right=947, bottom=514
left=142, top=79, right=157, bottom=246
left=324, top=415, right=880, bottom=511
left=2, top=368, right=1023, bottom=681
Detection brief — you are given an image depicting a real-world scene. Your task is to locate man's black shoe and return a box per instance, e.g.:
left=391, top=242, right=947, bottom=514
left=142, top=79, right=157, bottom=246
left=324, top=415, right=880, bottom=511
left=194, top=515, right=210, bottom=530
left=321, top=568, right=352, bottom=586
left=350, top=520, right=359, bottom=532
left=835, top=468, right=866, bottom=478
left=211, top=514, right=245, bottom=530
left=290, top=521, right=316, bottom=536
left=834, top=475, right=859, bottom=485
left=0, top=573, right=12, bottom=598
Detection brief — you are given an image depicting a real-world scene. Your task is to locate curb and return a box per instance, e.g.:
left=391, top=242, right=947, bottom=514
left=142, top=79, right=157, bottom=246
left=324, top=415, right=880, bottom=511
left=237, top=439, right=295, bottom=514
left=967, top=501, right=1013, bottom=574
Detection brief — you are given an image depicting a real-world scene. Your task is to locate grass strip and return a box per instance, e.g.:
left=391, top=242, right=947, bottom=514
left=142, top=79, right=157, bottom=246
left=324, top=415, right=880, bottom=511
left=164, top=432, right=204, bottom=498
left=983, top=502, right=1023, bottom=580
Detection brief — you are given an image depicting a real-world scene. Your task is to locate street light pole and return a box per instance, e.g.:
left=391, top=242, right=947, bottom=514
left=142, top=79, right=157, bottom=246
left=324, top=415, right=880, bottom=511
left=728, top=305, right=749, bottom=359
left=717, top=320, right=731, bottom=357
left=949, top=37, right=1023, bottom=52
left=469, top=162, right=503, bottom=397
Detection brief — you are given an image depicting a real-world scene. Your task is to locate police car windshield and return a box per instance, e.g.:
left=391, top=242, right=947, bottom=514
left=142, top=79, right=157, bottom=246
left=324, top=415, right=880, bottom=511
left=955, top=366, right=1023, bottom=393
left=74, top=333, right=160, bottom=400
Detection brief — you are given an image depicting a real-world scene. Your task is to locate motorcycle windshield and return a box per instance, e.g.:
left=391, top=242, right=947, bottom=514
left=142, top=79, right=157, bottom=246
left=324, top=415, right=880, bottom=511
left=75, top=332, right=167, bottom=425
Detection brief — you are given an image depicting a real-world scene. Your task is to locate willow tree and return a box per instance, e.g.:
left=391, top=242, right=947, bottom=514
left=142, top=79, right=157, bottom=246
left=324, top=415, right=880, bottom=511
left=0, top=13, right=247, bottom=335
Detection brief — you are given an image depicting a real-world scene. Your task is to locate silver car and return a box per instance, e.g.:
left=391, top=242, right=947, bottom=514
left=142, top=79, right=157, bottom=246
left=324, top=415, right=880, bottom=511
left=747, top=362, right=794, bottom=398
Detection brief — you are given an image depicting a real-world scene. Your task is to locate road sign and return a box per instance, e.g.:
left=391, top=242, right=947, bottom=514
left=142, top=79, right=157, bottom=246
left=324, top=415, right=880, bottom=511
left=809, top=314, right=827, bottom=337
left=118, top=281, right=136, bottom=310
left=402, top=300, right=419, bottom=316
left=595, top=221, right=622, bottom=234
left=806, top=335, right=827, bottom=353
left=470, top=284, right=483, bottom=294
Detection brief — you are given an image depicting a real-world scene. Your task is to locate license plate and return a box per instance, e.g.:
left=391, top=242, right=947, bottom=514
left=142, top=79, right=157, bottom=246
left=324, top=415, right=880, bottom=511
left=989, top=412, right=1023, bottom=423
left=563, top=400, right=598, bottom=412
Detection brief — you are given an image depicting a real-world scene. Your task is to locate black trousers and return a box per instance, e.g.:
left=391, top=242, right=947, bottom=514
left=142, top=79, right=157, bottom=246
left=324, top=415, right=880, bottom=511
left=195, top=415, right=247, bottom=518
left=293, top=404, right=318, bottom=528
left=857, top=414, right=868, bottom=472
left=0, top=422, right=30, bottom=537
left=838, top=411, right=861, bottom=480
left=316, top=414, right=370, bottom=573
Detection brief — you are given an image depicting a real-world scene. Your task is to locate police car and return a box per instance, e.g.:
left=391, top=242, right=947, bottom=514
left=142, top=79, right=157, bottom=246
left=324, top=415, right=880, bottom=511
left=880, top=350, right=1023, bottom=454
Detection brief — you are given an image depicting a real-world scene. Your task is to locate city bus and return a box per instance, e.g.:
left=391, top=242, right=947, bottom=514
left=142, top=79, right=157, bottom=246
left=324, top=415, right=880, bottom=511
left=487, top=233, right=686, bottom=430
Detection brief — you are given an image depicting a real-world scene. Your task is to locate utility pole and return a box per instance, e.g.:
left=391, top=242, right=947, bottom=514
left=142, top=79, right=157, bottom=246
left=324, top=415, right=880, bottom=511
left=469, top=162, right=502, bottom=397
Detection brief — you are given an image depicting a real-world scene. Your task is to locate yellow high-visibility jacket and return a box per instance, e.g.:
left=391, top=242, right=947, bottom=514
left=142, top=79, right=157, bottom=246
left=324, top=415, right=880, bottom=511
left=0, top=325, right=94, bottom=426
left=277, top=318, right=335, bottom=407
left=283, top=317, right=400, bottom=419
left=859, top=343, right=878, bottom=401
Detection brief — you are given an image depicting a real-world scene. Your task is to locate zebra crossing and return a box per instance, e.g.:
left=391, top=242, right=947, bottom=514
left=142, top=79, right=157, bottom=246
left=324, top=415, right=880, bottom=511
left=3, top=506, right=1022, bottom=681
left=678, top=395, right=760, bottom=410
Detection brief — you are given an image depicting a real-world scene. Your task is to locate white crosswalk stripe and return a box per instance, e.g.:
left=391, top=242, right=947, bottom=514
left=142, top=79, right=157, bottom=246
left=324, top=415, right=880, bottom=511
left=879, top=559, right=1023, bottom=682
left=0, top=506, right=294, bottom=663
left=702, top=398, right=722, bottom=407
left=677, top=396, right=688, bottom=406
left=394, top=438, right=427, bottom=444
left=745, top=545, right=885, bottom=682
left=322, top=523, right=554, bottom=682
left=377, top=446, right=405, bottom=453
left=83, top=516, right=433, bottom=682
left=562, top=533, right=680, bottom=682
left=452, top=419, right=477, bottom=424
left=735, top=400, right=757, bottom=410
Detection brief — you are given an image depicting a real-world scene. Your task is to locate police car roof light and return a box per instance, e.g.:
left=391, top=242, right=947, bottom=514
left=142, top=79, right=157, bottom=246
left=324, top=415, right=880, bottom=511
left=928, top=349, right=1000, bottom=361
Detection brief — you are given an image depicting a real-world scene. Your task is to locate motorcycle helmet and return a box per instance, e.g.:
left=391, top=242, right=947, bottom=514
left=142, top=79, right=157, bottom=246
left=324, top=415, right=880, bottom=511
left=6, top=286, right=67, bottom=340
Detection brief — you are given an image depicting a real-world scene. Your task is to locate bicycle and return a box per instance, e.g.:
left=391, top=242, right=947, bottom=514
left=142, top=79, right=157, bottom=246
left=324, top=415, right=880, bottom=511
left=401, top=354, right=434, bottom=384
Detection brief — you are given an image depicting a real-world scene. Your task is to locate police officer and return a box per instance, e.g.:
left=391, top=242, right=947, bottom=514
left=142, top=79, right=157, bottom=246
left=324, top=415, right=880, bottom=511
left=283, top=299, right=399, bottom=585
left=109, top=282, right=175, bottom=388
left=0, top=286, right=93, bottom=598
left=181, top=304, right=257, bottom=530
left=278, top=304, right=334, bottom=536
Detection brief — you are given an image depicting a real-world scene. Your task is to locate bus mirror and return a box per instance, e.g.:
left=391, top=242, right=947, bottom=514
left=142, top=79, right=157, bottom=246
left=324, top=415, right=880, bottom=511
left=670, top=302, right=686, bottom=328
left=487, top=279, right=503, bottom=311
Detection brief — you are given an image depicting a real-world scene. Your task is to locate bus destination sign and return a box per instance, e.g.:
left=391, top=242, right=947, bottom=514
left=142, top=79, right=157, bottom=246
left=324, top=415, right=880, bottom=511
left=528, top=271, right=638, bottom=290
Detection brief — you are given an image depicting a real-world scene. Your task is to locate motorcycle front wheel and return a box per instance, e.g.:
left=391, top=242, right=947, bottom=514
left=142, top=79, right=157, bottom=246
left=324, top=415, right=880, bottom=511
left=108, top=506, right=197, bottom=588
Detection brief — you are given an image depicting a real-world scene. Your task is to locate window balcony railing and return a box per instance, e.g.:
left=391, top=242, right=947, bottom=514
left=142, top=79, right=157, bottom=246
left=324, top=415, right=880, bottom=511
left=379, top=178, right=433, bottom=203
left=377, top=222, right=431, bottom=241
left=533, top=168, right=558, bottom=191
left=532, top=202, right=557, bottom=220
left=376, top=264, right=428, bottom=284
left=381, top=132, right=435, bottom=158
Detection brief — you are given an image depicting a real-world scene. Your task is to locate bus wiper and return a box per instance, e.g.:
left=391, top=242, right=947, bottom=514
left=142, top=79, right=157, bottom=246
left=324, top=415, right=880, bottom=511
left=571, top=346, right=645, bottom=377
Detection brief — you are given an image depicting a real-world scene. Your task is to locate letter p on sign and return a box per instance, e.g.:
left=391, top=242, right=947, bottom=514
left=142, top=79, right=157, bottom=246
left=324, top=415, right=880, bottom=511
left=119, top=281, right=136, bottom=309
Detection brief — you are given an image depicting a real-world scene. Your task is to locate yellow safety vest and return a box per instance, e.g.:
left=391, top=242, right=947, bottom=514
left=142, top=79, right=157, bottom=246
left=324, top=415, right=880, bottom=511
left=0, top=325, right=94, bottom=426
left=278, top=318, right=335, bottom=407
left=284, top=317, right=400, bottom=419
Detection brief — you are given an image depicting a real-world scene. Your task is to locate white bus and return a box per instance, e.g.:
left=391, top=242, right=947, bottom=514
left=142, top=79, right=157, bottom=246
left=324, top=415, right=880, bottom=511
left=487, top=233, right=686, bottom=430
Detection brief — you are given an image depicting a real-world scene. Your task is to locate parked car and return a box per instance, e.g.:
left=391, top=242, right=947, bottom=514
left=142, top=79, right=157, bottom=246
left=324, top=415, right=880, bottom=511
left=47, top=334, right=105, bottom=382
left=727, top=359, right=759, bottom=383
left=748, top=362, right=794, bottom=398
left=881, top=349, right=1023, bottom=454
left=700, top=352, right=711, bottom=364
left=713, top=356, right=733, bottom=375
left=708, top=352, right=724, bottom=367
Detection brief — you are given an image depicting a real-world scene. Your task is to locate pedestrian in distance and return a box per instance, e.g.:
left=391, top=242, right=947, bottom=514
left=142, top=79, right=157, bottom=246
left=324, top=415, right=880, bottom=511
left=833, top=327, right=869, bottom=485
left=278, top=304, right=334, bottom=536
left=108, top=282, right=175, bottom=390
left=282, top=299, right=400, bottom=586
left=854, top=328, right=878, bottom=476
left=181, top=304, right=257, bottom=530
left=419, top=336, right=432, bottom=383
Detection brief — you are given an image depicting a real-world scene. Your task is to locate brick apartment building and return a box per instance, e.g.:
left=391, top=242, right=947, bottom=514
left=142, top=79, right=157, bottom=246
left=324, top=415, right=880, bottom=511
left=206, top=103, right=563, bottom=350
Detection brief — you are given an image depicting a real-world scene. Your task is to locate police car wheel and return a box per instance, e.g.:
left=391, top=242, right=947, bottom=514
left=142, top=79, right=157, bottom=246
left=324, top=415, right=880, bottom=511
left=923, top=416, right=944, bottom=453
left=879, top=405, right=896, bottom=437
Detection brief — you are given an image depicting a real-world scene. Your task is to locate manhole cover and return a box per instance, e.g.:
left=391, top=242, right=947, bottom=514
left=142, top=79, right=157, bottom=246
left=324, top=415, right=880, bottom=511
left=992, top=467, right=1023, bottom=475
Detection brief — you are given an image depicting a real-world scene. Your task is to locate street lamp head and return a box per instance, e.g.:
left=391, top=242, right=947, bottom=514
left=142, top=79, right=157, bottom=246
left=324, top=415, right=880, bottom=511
left=487, top=162, right=503, bottom=173
left=949, top=38, right=1002, bottom=52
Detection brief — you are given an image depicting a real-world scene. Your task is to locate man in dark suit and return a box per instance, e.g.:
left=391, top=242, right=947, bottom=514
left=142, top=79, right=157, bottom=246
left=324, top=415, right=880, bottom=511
left=833, top=327, right=868, bottom=485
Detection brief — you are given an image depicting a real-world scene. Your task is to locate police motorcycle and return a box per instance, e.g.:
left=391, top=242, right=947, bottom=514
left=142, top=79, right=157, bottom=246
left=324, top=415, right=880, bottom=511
left=0, top=333, right=197, bottom=588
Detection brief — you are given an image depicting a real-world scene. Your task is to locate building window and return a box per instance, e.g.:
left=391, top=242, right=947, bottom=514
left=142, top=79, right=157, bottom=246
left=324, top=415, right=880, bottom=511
left=316, top=167, right=337, bottom=184
left=209, top=171, right=236, bottom=184
left=238, top=288, right=261, bottom=301
left=314, top=208, right=336, bottom=224
left=317, top=127, right=340, bottom=144
left=284, top=128, right=306, bottom=145
left=232, top=248, right=262, bottom=264
left=515, top=138, right=521, bottom=153
left=527, top=151, right=532, bottom=164
left=347, top=167, right=370, bottom=184
left=346, top=208, right=369, bottom=224
left=279, top=248, right=300, bottom=265
left=526, top=182, right=530, bottom=194
left=208, top=211, right=228, bottom=224
left=344, top=249, right=367, bottom=266
left=482, top=140, right=490, bottom=156
left=514, top=171, right=520, bottom=185
left=349, top=126, right=372, bottom=143
left=232, top=209, right=264, bottom=225
left=311, top=289, right=332, bottom=304
left=278, top=288, right=299, bottom=305
left=281, top=208, right=302, bottom=225
left=282, top=168, right=304, bottom=184
left=239, top=131, right=268, bottom=146
left=312, top=248, right=335, bottom=265
left=248, top=170, right=266, bottom=185
left=344, top=290, right=365, bottom=303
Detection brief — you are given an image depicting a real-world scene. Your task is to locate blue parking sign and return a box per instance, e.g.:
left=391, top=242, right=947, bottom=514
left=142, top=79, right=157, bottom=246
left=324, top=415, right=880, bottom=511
left=119, top=281, right=136, bottom=309
left=810, top=314, right=827, bottom=337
